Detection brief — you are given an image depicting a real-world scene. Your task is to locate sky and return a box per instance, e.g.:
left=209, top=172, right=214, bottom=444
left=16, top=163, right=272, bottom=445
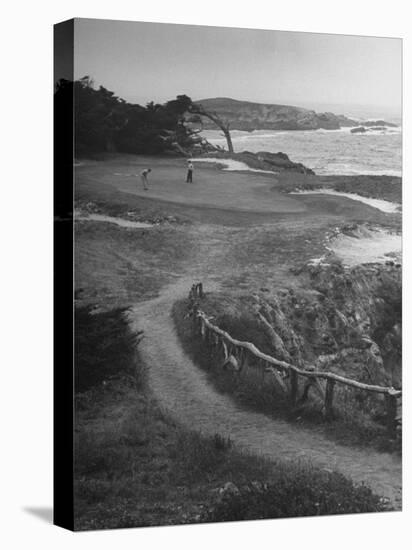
left=74, top=18, right=402, bottom=117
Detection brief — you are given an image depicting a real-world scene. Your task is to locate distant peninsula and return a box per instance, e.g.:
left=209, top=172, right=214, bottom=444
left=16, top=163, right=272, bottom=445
left=197, top=97, right=397, bottom=132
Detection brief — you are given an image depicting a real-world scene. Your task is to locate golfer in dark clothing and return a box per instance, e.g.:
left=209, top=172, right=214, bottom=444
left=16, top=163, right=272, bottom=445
left=140, top=168, right=151, bottom=190
left=186, top=161, right=194, bottom=183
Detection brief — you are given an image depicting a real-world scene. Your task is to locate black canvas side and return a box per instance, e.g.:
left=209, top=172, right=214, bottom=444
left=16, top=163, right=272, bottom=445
left=53, top=18, right=75, bottom=531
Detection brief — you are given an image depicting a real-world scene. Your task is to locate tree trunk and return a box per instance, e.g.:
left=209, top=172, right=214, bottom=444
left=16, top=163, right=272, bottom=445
left=222, top=127, right=234, bottom=154
left=190, top=103, right=234, bottom=153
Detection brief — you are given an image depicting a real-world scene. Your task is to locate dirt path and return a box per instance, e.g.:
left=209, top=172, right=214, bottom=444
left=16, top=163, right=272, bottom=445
left=129, top=277, right=402, bottom=509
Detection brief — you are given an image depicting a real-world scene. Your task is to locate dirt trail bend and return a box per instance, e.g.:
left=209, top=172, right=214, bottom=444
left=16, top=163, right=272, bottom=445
left=129, top=279, right=402, bottom=508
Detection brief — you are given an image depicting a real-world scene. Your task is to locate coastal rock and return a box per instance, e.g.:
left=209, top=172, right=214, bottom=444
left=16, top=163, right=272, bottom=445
left=351, top=126, right=367, bottom=134
left=256, top=151, right=314, bottom=173
left=198, top=150, right=315, bottom=175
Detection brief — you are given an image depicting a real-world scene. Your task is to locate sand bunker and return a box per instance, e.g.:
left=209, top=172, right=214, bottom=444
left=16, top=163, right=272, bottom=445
left=323, top=226, right=401, bottom=267
left=75, top=212, right=153, bottom=229
left=191, top=157, right=277, bottom=174
left=290, top=188, right=401, bottom=214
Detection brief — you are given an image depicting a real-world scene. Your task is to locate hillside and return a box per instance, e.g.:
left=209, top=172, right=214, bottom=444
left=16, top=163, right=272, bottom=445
left=196, top=97, right=395, bottom=131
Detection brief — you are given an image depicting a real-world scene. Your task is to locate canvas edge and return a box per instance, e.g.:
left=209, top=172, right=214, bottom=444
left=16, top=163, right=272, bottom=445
left=53, top=18, right=75, bottom=532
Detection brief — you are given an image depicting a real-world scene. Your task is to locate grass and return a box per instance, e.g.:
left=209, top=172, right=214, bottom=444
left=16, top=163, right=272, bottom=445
left=75, top=158, right=294, bottom=228
left=74, top=304, right=391, bottom=530
left=172, top=298, right=400, bottom=454
left=75, top=220, right=194, bottom=307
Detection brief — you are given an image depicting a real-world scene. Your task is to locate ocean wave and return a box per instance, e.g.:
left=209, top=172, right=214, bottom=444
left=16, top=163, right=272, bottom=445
left=315, top=167, right=402, bottom=177
left=201, top=127, right=401, bottom=177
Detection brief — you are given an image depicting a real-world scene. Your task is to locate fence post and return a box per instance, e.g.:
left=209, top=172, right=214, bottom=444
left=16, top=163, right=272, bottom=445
left=192, top=304, right=198, bottom=333
left=200, top=318, right=206, bottom=340
left=324, top=379, right=335, bottom=420
left=240, top=349, right=250, bottom=373
left=385, top=392, right=398, bottom=438
left=198, top=282, right=204, bottom=298
left=290, top=369, right=298, bottom=407
left=196, top=311, right=202, bottom=335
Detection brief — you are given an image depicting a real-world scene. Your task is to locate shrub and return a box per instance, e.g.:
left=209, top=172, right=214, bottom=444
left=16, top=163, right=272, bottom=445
left=75, top=305, right=142, bottom=392
left=203, top=470, right=391, bottom=522
left=213, top=433, right=232, bottom=452
left=218, top=313, right=270, bottom=354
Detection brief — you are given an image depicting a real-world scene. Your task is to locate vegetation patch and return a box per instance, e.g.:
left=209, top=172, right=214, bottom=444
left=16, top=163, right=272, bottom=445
left=330, top=175, right=402, bottom=205
left=277, top=174, right=402, bottom=205
left=203, top=470, right=389, bottom=523
left=75, top=197, right=190, bottom=226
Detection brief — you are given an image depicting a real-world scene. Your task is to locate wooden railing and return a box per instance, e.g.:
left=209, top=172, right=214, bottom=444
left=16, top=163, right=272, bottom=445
left=188, top=283, right=401, bottom=437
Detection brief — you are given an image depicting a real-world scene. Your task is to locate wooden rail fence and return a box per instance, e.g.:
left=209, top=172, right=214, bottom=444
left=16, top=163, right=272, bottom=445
left=188, top=283, right=402, bottom=437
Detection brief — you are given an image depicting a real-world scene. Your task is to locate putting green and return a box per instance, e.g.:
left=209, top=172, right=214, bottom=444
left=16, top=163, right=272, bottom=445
left=77, top=157, right=306, bottom=214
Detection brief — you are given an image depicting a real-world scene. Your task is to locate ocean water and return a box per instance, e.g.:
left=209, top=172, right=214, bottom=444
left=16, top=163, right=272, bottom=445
left=202, top=127, right=402, bottom=177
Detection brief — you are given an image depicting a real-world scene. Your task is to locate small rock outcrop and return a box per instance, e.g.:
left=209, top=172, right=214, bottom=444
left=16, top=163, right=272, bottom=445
left=351, top=126, right=367, bottom=134
left=199, top=150, right=315, bottom=175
